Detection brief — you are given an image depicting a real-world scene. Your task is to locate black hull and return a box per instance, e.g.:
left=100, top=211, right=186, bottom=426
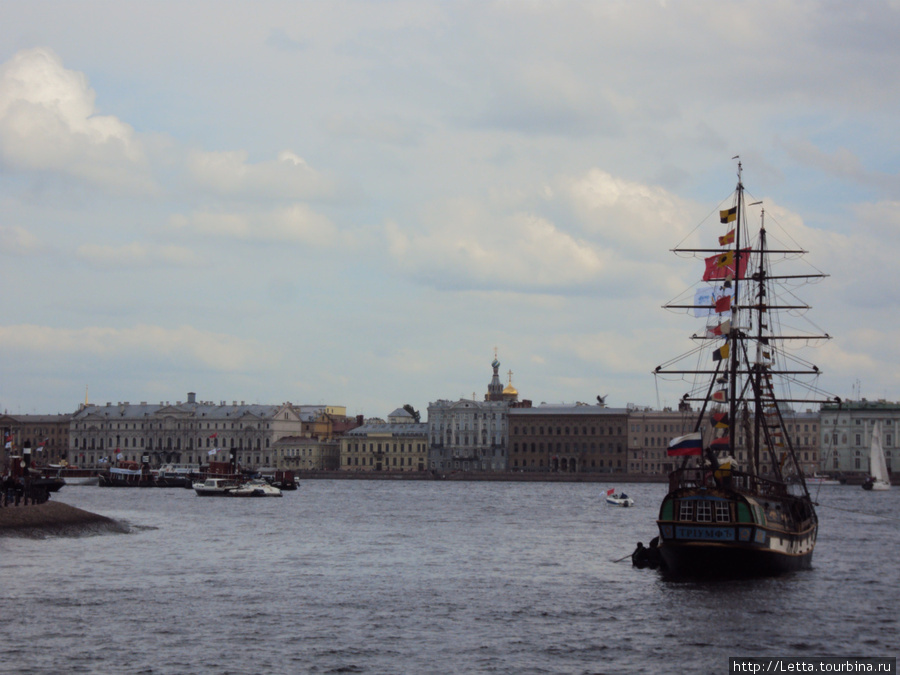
left=659, top=541, right=813, bottom=577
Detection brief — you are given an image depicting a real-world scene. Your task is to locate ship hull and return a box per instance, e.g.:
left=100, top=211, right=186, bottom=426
left=658, top=536, right=814, bottom=577
left=656, top=476, right=817, bottom=578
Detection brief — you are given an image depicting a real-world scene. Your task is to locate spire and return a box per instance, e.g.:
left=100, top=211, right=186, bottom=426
left=486, top=350, right=503, bottom=401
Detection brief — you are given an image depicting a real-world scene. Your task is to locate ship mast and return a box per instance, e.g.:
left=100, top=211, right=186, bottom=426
left=727, top=161, right=744, bottom=461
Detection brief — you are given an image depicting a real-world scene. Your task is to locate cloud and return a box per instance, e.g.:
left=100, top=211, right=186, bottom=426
left=0, top=323, right=271, bottom=372
left=76, top=242, right=200, bottom=268
left=563, top=169, right=699, bottom=253
left=325, top=112, right=424, bottom=146
left=0, top=47, right=156, bottom=193
left=386, top=169, right=700, bottom=297
left=170, top=204, right=340, bottom=245
left=185, top=149, right=338, bottom=200
left=266, top=28, right=306, bottom=52
left=385, top=204, right=610, bottom=293
left=0, top=225, right=45, bottom=256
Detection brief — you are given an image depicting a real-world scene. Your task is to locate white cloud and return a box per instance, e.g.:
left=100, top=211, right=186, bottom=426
left=0, top=225, right=44, bottom=256
left=0, top=323, right=271, bottom=372
left=563, top=169, right=699, bottom=253
left=76, top=242, right=200, bottom=268
left=386, top=201, right=610, bottom=293
left=0, top=47, right=156, bottom=193
left=169, top=204, right=340, bottom=245
left=185, top=149, right=337, bottom=200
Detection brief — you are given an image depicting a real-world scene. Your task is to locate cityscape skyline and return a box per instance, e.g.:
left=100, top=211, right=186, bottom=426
left=3, top=3, right=900, bottom=416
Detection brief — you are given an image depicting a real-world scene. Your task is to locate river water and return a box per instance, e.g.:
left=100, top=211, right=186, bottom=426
left=1, top=481, right=897, bottom=674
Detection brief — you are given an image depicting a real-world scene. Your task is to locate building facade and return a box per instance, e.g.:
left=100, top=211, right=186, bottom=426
left=274, top=436, right=341, bottom=471
left=509, top=403, right=629, bottom=473
left=627, top=406, right=695, bottom=475
left=68, top=393, right=309, bottom=469
left=340, top=408, right=428, bottom=472
left=1, top=413, right=73, bottom=468
left=819, top=399, right=898, bottom=475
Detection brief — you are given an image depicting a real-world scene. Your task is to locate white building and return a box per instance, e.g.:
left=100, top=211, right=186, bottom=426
left=69, top=392, right=305, bottom=469
left=819, top=399, right=898, bottom=475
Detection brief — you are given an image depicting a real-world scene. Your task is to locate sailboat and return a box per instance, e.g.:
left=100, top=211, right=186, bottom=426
left=862, top=422, right=891, bottom=491
left=653, top=160, right=837, bottom=576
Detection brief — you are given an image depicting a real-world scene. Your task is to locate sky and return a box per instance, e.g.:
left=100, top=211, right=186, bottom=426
left=2, top=1, right=900, bottom=418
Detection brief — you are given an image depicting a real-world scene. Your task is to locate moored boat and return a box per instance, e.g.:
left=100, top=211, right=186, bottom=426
left=193, top=477, right=241, bottom=496
left=653, top=161, right=835, bottom=577
left=42, top=464, right=100, bottom=486
left=230, top=479, right=283, bottom=498
left=805, top=474, right=842, bottom=486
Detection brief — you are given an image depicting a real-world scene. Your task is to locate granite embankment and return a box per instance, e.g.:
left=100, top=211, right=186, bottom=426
left=0, top=501, right=127, bottom=536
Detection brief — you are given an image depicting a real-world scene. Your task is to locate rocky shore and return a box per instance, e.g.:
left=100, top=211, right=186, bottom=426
left=0, top=501, right=127, bottom=536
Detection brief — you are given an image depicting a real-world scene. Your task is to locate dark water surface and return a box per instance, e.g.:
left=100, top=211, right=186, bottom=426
left=1, top=481, right=897, bottom=674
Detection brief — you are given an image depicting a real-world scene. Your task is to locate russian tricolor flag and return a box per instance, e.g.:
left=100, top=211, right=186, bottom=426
left=667, top=432, right=703, bottom=456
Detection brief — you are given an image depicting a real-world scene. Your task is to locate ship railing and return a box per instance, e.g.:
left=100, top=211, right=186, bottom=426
left=668, top=467, right=791, bottom=498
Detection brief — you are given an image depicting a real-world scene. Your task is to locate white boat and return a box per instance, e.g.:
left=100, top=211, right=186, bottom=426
left=862, top=422, right=891, bottom=491
left=605, top=490, right=634, bottom=507
left=193, top=477, right=241, bottom=496
left=42, top=465, right=100, bottom=486
left=805, top=474, right=841, bottom=486
left=229, top=479, right=283, bottom=498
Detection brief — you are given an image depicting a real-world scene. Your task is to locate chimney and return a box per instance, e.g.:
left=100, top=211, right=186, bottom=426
left=187, top=392, right=196, bottom=404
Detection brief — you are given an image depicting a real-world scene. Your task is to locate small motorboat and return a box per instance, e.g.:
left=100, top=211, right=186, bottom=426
left=229, top=479, right=283, bottom=498
left=605, top=489, right=634, bottom=507
left=193, top=477, right=241, bottom=496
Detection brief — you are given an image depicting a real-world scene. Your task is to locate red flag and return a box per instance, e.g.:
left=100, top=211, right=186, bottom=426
left=706, top=320, right=732, bottom=337
left=606, top=488, right=615, bottom=496
left=703, top=248, right=750, bottom=281
left=209, top=433, right=218, bottom=439
left=711, top=412, right=729, bottom=428
left=714, top=295, right=732, bottom=313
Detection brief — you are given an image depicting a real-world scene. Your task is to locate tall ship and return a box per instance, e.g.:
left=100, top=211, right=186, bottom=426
left=653, top=160, right=836, bottom=576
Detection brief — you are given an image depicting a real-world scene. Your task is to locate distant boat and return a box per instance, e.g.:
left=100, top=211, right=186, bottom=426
left=605, top=488, right=634, bottom=507
left=193, top=477, right=241, bottom=496
left=230, top=479, right=283, bottom=498
left=862, top=422, right=891, bottom=491
left=805, top=474, right=841, bottom=486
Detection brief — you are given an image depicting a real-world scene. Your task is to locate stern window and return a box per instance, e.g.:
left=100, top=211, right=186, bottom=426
left=696, top=500, right=712, bottom=522
left=678, top=500, right=693, bottom=521
left=715, top=501, right=731, bottom=522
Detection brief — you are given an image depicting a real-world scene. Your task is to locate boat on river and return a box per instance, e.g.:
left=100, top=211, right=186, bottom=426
left=193, top=476, right=282, bottom=497
left=193, top=477, right=241, bottom=496
left=605, top=489, right=634, bottom=507
left=42, top=464, right=100, bottom=486
left=230, top=479, right=283, bottom=498
left=862, top=422, right=891, bottom=491
left=653, top=160, right=836, bottom=577
left=805, top=474, right=841, bottom=486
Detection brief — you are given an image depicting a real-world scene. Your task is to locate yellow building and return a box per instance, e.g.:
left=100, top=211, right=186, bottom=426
left=340, top=409, right=428, bottom=472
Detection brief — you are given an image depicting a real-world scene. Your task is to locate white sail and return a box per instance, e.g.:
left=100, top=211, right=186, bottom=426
left=868, top=422, right=891, bottom=490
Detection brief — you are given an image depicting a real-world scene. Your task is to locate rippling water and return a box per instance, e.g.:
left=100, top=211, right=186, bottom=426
left=1, top=481, right=897, bottom=674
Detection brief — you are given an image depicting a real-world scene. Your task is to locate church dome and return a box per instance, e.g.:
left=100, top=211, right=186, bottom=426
left=503, top=384, right=518, bottom=396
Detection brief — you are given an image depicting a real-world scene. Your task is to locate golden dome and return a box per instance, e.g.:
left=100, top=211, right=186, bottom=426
left=503, top=384, right=518, bottom=396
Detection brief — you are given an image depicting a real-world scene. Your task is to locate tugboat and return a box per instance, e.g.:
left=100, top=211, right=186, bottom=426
left=653, top=160, right=837, bottom=577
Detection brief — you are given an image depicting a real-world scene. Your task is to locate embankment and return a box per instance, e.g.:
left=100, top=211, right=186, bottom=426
left=0, top=501, right=127, bottom=536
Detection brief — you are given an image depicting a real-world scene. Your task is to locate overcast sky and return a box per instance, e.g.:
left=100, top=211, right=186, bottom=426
left=2, top=1, right=899, bottom=417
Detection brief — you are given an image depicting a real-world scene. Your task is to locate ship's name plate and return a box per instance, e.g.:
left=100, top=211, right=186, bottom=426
left=675, top=526, right=735, bottom=541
